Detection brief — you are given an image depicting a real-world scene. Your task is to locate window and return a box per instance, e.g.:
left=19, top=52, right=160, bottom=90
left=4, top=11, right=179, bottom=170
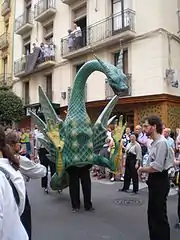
left=23, top=37, right=31, bottom=55
left=24, top=82, right=29, bottom=105
left=43, top=22, right=53, bottom=41
left=114, top=49, right=128, bottom=74
left=178, top=0, right=180, bottom=32
left=75, top=62, right=84, bottom=73
left=25, top=4, right=31, bottom=23
left=112, top=0, right=131, bottom=30
left=46, top=74, right=52, bottom=101
left=3, top=57, right=8, bottom=81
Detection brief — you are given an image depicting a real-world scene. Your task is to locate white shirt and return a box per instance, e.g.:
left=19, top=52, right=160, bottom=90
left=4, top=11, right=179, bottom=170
left=0, top=158, right=28, bottom=240
left=0, top=158, right=26, bottom=216
left=36, top=132, right=45, bottom=150
left=19, top=155, right=46, bottom=182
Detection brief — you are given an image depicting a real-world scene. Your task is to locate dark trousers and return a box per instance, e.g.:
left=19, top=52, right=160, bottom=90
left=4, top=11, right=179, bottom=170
left=21, top=192, right=31, bottom=240
left=38, top=148, right=56, bottom=188
left=178, top=187, right=180, bottom=222
left=123, top=152, right=138, bottom=192
left=147, top=171, right=170, bottom=240
left=66, top=165, right=92, bottom=210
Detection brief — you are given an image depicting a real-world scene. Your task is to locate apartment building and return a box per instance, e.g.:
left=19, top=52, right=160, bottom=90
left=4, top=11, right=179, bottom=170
left=0, top=0, right=14, bottom=88
left=12, top=0, right=180, bottom=129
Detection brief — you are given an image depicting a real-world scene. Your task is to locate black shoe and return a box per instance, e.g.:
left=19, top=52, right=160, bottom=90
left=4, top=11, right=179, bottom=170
left=72, top=208, right=80, bottom=213
left=131, top=191, right=138, bottom=195
left=44, top=188, right=48, bottom=194
left=175, top=223, right=180, bottom=229
left=85, top=207, right=95, bottom=211
left=118, top=188, right=128, bottom=192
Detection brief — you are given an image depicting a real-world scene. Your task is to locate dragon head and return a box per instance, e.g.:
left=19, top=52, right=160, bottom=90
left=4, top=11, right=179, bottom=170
left=94, top=50, right=128, bottom=95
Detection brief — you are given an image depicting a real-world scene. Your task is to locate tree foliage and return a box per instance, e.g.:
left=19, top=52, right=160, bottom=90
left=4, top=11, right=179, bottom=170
left=0, top=90, right=24, bottom=125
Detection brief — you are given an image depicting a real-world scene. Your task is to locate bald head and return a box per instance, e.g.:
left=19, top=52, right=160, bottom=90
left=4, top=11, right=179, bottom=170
left=135, top=125, right=142, bottom=135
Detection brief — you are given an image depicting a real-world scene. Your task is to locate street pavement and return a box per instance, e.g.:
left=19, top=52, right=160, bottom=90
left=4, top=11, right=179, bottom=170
left=27, top=178, right=180, bottom=240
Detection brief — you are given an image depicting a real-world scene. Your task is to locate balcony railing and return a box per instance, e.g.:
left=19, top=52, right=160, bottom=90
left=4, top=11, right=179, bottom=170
left=88, top=9, right=135, bottom=45
left=14, top=46, right=56, bottom=77
left=14, top=56, right=26, bottom=76
left=61, top=9, right=135, bottom=57
left=0, top=74, right=12, bottom=88
left=34, top=0, right=56, bottom=22
left=0, top=33, right=9, bottom=50
left=1, top=0, right=10, bottom=16
left=15, top=10, right=33, bottom=33
left=105, top=73, right=132, bottom=99
left=61, top=28, right=87, bottom=56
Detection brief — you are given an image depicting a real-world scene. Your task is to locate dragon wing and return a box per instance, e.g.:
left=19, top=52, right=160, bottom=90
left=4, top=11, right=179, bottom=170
left=92, top=95, right=118, bottom=154
left=38, top=86, right=63, bottom=128
left=29, top=111, right=46, bottom=133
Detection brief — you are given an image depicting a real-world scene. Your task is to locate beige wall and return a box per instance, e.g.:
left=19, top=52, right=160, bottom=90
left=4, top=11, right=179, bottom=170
left=13, top=0, right=180, bottom=107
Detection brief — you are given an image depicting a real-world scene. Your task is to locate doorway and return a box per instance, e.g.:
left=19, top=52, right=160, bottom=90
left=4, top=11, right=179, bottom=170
left=74, top=17, right=87, bottom=47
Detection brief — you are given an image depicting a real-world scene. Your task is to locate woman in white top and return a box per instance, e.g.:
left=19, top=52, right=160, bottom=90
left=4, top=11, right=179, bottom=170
left=6, top=131, right=46, bottom=240
left=0, top=126, right=28, bottom=240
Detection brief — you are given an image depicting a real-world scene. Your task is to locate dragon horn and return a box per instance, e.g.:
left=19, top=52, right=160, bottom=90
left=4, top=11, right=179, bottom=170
left=108, top=115, right=116, bottom=126
left=94, top=54, right=110, bottom=76
left=117, top=49, right=123, bottom=70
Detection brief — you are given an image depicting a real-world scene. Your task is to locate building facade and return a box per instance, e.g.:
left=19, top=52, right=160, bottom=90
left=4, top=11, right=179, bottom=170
left=0, top=0, right=14, bottom=88
left=13, top=0, right=180, bottom=130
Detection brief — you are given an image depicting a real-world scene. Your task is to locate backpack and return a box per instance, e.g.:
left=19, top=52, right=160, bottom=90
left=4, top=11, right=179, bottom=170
left=0, top=167, right=20, bottom=206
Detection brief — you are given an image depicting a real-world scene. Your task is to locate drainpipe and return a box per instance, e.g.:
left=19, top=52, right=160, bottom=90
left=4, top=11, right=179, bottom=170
left=12, top=0, right=16, bottom=82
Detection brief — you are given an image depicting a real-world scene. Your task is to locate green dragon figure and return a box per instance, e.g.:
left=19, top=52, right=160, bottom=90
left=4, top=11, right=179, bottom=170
left=30, top=51, right=128, bottom=190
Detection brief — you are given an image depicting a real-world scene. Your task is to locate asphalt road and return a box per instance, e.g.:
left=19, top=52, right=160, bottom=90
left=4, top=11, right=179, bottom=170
left=27, top=178, right=180, bottom=240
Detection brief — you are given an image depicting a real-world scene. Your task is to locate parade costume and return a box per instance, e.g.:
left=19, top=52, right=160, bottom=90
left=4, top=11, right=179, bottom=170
left=30, top=52, right=128, bottom=192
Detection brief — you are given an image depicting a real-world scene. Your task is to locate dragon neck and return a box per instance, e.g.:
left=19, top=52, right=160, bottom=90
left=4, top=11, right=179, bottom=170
left=67, top=60, right=105, bottom=116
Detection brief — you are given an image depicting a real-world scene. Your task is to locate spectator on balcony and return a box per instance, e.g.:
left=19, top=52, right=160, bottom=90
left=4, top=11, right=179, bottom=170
left=72, top=22, right=82, bottom=49
left=32, top=43, right=36, bottom=52
left=49, top=41, right=55, bottom=61
left=67, top=29, right=74, bottom=51
left=44, top=40, right=50, bottom=61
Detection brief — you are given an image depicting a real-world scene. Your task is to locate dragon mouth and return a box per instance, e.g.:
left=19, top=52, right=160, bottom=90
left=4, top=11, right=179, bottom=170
left=112, top=86, right=128, bottom=95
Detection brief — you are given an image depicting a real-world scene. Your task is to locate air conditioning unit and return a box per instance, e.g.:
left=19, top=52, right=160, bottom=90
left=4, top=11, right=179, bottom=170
left=61, top=91, right=66, bottom=100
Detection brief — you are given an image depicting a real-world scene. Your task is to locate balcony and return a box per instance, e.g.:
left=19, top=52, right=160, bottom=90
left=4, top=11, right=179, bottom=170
left=14, top=47, right=56, bottom=77
left=0, top=74, right=12, bottom=88
left=61, top=28, right=89, bottom=59
left=61, top=0, right=75, bottom=5
left=15, top=11, right=33, bottom=35
left=1, top=0, right=11, bottom=17
left=14, top=56, right=26, bottom=77
left=0, top=33, right=9, bottom=50
left=61, top=9, right=135, bottom=59
left=105, top=73, right=132, bottom=99
left=34, top=0, right=56, bottom=23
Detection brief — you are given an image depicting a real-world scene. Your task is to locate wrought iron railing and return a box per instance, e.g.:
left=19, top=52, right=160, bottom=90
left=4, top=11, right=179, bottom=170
left=15, top=10, right=33, bottom=32
left=14, top=56, right=26, bottom=75
left=105, top=73, right=132, bottom=99
left=0, top=73, right=12, bottom=87
left=1, top=0, right=10, bottom=15
left=88, top=9, right=135, bottom=45
left=61, top=9, right=135, bottom=56
left=34, top=0, right=56, bottom=18
left=0, top=33, right=9, bottom=49
left=14, top=45, right=56, bottom=75
left=61, top=28, right=87, bottom=56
